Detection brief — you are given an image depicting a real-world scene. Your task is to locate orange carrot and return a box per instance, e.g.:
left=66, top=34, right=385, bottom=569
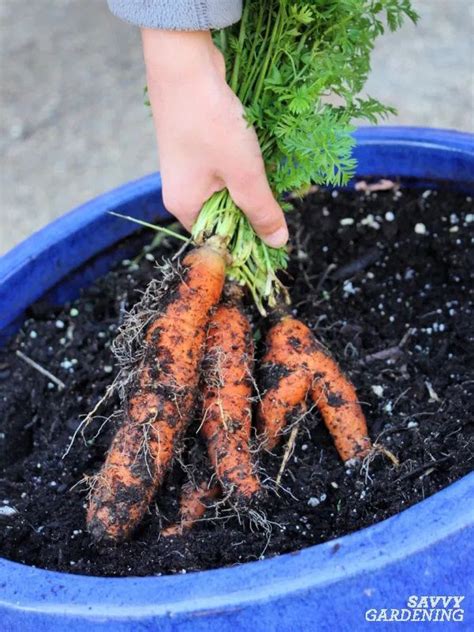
left=87, top=237, right=227, bottom=541
left=161, top=480, right=220, bottom=537
left=257, top=311, right=371, bottom=462
left=200, top=286, right=260, bottom=503
left=310, top=349, right=371, bottom=462
left=257, top=315, right=315, bottom=450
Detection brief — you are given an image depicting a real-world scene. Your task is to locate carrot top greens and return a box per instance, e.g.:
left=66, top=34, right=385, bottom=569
left=191, top=0, right=418, bottom=314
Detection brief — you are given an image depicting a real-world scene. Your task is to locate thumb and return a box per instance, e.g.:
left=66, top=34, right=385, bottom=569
left=226, top=170, right=288, bottom=248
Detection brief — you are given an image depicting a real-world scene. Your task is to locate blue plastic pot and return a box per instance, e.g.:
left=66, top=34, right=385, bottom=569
left=1, top=127, right=473, bottom=631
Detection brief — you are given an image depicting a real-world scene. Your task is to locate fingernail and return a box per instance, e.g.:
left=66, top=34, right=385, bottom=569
left=264, top=227, right=288, bottom=248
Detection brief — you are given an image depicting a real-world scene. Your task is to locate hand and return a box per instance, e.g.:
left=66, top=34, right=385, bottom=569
left=141, top=29, right=288, bottom=248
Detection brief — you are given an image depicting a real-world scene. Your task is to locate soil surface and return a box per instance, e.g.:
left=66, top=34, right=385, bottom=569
left=1, top=183, right=473, bottom=577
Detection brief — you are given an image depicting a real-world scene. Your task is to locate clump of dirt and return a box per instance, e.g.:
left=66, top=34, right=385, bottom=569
left=0, top=183, right=473, bottom=577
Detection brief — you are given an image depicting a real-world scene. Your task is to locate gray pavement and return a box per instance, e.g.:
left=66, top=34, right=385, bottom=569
left=1, top=0, right=473, bottom=254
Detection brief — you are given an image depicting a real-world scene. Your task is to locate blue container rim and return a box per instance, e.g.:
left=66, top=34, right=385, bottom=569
left=1, top=126, right=473, bottom=621
left=1, top=474, right=472, bottom=619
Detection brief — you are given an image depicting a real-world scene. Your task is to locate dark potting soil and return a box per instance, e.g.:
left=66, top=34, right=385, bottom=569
left=1, top=183, right=473, bottom=577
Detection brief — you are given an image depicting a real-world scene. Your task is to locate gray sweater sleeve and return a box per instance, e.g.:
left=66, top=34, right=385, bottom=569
left=107, top=1, right=242, bottom=30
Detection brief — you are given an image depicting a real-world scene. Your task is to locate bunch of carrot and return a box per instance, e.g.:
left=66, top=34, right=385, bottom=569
left=85, top=0, right=417, bottom=540
left=86, top=245, right=371, bottom=541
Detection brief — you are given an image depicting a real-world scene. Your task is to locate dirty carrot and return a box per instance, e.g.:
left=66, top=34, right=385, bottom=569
left=309, top=349, right=371, bottom=462
left=257, top=310, right=371, bottom=462
left=161, top=480, right=220, bottom=537
left=257, top=313, right=315, bottom=451
left=200, top=285, right=260, bottom=503
left=87, top=237, right=227, bottom=541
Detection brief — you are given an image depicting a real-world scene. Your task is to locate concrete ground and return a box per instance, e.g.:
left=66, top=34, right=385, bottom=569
left=1, top=0, right=473, bottom=254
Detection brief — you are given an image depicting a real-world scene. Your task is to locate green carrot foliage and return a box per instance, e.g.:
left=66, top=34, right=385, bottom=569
left=192, top=0, right=418, bottom=313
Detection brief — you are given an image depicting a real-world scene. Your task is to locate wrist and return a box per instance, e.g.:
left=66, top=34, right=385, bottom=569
left=141, top=28, right=220, bottom=85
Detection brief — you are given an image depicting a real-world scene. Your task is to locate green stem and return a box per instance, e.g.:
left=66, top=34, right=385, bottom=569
left=108, top=212, right=189, bottom=242
left=252, top=4, right=284, bottom=104
left=230, top=1, right=249, bottom=92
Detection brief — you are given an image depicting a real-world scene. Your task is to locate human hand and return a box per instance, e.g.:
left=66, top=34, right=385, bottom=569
left=141, top=29, right=288, bottom=248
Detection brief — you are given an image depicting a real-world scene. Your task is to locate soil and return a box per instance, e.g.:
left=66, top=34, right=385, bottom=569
left=1, top=182, right=473, bottom=577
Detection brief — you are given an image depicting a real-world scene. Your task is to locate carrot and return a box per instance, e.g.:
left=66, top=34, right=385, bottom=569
left=257, top=315, right=315, bottom=450
left=87, top=237, right=227, bottom=541
left=161, top=480, right=220, bottom=537
left=309, top=350, right=371, bottom=462
left=200, top=285, right=260, bottom=503
left=257, top=311, right=371, bottom=462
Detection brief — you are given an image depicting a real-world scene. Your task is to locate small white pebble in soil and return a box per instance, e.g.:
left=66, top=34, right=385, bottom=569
left=340, top=217, right=354, bottom=226
left=121, top=259, right=131, bottom=266
left=59, top=337, right=66, bottom=345
left=104, top=365, right=113, bottom=374
left=322, top=206, right=330, bottom=216
left=98, top=331, right=106, bottom=339
left=465, top=213, right=474, bottom=223
left=145, top=253, right=155, bottom=262
left=449, top=226, right=459, bottom=233
left=407, top=421, right=418, bottom=429
left=29, top=330, right=38, bottom=339
left=47, top=382, right=55, bottom=390
left=301, top=444, right=308, bottom=451
left=383, top=401, right=393, bottom=414
left=360, top=214, right=380, bottom=230
left=366, top=271, right=375, bottom=279
left=421, top=190, right=432, bottom=199
left=330, top=482, right=339, bottom=489
left=49, top=481, right=57, bottom=487
left=0, top=506, right=18, bottom=518
left=55, top=320, right=65, bottom=329
left=69, top=308, right=79, bottom=317
left=385, top=211, right=395, bottom=222
left=331, top=190, right=338, bottom=198
left=371, top=385, right=384, bottom=398
left=449, top=213, right=459, bottom=224
left=414, top=223, right=427, bottom=235
left=343, top=280, right=359, bottom=296
left=389, top=315, right=395, bottom=322
left=60, top=359, right=74, bottom=370
left=307, top=493, right=327, bottom=507
left=21, top=492, right=27, bottom=499
left=449, top=308, right=456, bottom=316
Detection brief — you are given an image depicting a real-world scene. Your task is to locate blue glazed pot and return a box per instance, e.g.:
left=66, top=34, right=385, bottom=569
left=1, top=127, right=473, bottom=631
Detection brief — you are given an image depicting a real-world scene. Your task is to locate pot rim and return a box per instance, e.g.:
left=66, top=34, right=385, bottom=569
left=0, top=474, right=472, bottom=618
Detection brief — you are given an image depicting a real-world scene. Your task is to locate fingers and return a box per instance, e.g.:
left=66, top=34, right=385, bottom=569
left=226, top=167, right=288, bottom=248
left=161, top=172, right=224, bottom=232
left=161, top=187, right=200, bottom=232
